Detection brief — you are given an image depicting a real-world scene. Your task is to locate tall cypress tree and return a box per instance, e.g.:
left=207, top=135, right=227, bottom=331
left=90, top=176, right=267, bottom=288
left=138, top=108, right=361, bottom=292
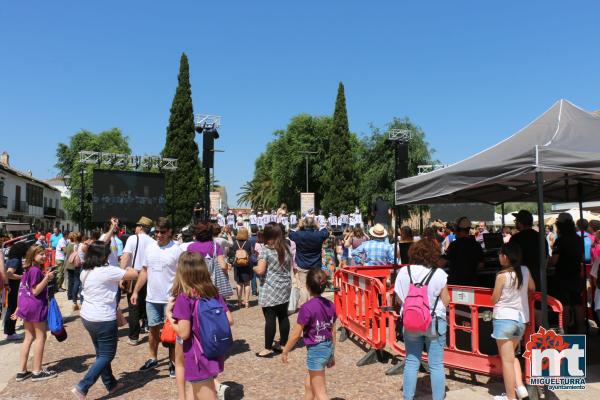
left=321, top=82, right=357, bottom=213
left=162, top=53, right=202, bottom=228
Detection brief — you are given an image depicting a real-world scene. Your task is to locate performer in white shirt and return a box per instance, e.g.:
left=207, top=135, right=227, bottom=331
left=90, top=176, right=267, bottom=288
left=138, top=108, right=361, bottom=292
left=249, top=210, right=258, bottom=228
left=317, top=211, right=326, bottom=229
left=226, top=210, right=235, bottom=228
left=339, top=211, right=349, bottom=229
left=354, top=207, right=363, bottom=227
left=289, top=212, right=298, bottom=227
left=327, top=213, right=338, bottom=229
left=217, top=210, right=225, bottom=227
left=257, top=211, right=265, bottom=229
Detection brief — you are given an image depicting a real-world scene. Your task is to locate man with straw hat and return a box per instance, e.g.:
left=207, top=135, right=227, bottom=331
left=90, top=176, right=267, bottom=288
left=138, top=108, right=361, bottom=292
left=351, top=223, right=394, bottom=266
left=120, top=216, right=155, bottom=345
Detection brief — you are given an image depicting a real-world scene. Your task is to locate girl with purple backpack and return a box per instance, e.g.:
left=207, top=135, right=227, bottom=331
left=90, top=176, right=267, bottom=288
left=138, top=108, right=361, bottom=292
left=393, top=238, right=450, bottom=400
left=12, top=245, right=58, bottom=382
left=166, top=251, right=233, bottom=400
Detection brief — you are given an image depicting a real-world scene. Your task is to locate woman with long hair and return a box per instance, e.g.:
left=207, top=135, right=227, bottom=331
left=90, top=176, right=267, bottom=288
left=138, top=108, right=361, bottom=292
left=491, top=242, right=535, bottom=400
left=71, top=241, right=138, bottom=399
left=253, top=223, right=292, bottom=357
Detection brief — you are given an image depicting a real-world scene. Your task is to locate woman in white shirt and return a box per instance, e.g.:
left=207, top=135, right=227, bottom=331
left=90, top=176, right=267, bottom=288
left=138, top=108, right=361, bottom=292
left=71, top=241, right=138, bottom=399
left=491, top=242, right=535, bottom=400
left=394, top=238, right=450, bottom=400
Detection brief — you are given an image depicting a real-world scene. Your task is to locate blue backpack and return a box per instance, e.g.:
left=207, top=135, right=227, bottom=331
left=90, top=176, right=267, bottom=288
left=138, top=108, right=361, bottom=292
left=194, top=297, right=233, bottom=359
left=48, top=297, right=64, bottom=334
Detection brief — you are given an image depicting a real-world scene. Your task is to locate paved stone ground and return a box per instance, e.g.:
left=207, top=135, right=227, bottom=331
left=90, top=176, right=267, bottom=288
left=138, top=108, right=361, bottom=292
left=1, top=291, right=599, bottom=399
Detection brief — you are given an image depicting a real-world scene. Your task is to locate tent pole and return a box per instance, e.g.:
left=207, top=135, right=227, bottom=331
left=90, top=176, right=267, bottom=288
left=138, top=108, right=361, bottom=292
left=501, top=203, right=505, bottom=228
left=419, top=206, right=423, bottom=235
left=577, top=183, right=588, bottom=333
left=536, top=171, right=549, bottom=327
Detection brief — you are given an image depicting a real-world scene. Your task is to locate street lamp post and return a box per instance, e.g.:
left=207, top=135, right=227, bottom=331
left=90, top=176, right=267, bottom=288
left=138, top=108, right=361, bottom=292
left=195, top=114, right=222, bottom=221
left=80, top=166, right=85, bottom=233
left=299, top=151, right=318, bottom=192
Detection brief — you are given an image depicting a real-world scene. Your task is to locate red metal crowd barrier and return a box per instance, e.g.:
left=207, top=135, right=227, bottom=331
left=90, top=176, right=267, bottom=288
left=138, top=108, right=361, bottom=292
left=335, top=264, right=565, bottom=387
left=334, top=267, right=389, bottom=363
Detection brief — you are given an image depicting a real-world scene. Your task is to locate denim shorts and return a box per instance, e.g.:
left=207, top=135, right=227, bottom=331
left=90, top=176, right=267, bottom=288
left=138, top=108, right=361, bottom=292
left=306, top=340, right=333, bottom=371
left=492, top=319, right=525, bottom=340
left=146, top=302, right=167, bottom=327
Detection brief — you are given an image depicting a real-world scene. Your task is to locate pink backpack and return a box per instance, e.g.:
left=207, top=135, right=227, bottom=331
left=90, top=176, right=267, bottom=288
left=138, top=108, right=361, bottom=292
left=402, top=266, right=439, bottom=333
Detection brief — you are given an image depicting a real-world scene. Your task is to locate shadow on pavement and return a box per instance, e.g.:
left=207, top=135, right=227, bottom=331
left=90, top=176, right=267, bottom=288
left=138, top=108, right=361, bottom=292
left=49, top=353, right=95, bottom=373
left=228, top=339, right=250, bottom=357
left=98, top=367, right=168, bottom=399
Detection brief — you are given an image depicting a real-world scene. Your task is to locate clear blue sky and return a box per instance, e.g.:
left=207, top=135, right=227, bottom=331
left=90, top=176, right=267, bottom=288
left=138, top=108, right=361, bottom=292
left=2, top=1, right=600, bottom=205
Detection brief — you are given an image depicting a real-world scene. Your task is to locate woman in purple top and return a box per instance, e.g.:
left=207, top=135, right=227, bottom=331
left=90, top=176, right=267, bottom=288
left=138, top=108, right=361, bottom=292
left=14, top=245, right=58, bottom=382
left=282, top=268, right=337, bottom=400
left=187, top=221, right=227, bottom=272
left=167, top=252, right=233, bottom=400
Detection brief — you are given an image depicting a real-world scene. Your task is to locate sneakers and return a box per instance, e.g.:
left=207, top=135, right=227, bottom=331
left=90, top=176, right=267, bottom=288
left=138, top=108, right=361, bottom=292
left=168, top=362, right=176, bottom=378
left=516, top=386, right=529, bottom=399
left=31, top=369, right=57, bottom=381
left=127, top=338, right=140, bottom=346
left=139, top=358, right=158, bottom=371
left=15, top=371, right=31, bottom=381
left=5, top=333, right=24, bottom=341
left=70, top=386, right=86, bottom=400
left=216, top=383, right=230, bottom=400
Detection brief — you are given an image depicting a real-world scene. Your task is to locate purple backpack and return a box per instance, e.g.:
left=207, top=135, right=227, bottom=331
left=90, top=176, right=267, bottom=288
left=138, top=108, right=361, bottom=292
left=402, top=266, right=439, bottom=333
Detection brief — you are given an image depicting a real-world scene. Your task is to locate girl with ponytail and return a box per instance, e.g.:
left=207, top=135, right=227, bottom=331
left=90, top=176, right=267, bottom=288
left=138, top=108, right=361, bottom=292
left=491, top=242, right=535, bottom=400
left=282, top=268, right=337, bottom=400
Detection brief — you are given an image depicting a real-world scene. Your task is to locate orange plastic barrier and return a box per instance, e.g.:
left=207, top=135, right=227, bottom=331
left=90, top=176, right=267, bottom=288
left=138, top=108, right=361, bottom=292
left=334, top=267, right=389, bottom=351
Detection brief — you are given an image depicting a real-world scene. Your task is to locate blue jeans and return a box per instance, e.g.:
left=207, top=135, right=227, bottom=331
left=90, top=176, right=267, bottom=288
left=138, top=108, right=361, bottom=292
left=68, top=268, right=82, bottom=304
left=77, top=319, right=119, bottom=394
left=251, top=271, right=258, bottom=295
left=403, top=319, right=446, bottom=400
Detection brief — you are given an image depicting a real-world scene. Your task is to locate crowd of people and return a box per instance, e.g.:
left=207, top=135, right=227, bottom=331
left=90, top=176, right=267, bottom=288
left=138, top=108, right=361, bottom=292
left=1, top=206, right=599, bottom=400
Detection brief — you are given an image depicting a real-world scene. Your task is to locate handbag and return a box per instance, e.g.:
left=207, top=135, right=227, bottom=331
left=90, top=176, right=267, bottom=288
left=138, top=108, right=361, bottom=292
left=208, top=241, right=234, bottom=298
left=160, top=319, right=177, bottom=344
left=288, top=260, right=299, bottom=315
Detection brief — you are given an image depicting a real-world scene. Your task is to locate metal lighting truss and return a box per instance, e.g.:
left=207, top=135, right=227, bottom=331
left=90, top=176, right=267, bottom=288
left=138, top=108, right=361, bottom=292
left=195, top=114, right=222, bottom=131
left=387, top=128, right=412, bottom=143
left=79, top=151, right=178, bottom=170
left=417, top=164, right=447, bottom=175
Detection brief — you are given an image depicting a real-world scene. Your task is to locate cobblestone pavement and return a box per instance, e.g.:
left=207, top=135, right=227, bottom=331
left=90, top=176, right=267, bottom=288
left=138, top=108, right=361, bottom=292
left=1, top=291, right=597, bottom=399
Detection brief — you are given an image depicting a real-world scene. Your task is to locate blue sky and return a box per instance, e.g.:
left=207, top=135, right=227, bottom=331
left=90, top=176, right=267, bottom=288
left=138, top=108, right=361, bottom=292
left=1, top=1, right=600, bottom=205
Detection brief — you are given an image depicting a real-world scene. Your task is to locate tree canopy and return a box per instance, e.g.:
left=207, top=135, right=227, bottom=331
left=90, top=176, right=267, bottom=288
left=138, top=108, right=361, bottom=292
left=161, top=53, right=202, bottom=228
left=55, top=128, right=131, bottom=229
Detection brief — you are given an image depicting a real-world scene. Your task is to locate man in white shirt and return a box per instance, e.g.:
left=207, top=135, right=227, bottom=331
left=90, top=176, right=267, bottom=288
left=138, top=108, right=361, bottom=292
left=55, top=232, right=68, bottom=291
left=354, top=207, right=363, bottom=227
left=132, top=218, right=182, bottom=377
left=120, top=216, right=155, bottom=345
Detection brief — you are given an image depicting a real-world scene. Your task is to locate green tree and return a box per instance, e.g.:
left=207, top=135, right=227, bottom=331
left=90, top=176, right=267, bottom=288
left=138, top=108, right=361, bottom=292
left=55, top=128, right=131, bottom=229
left=357, top=117, right=435, bottom=213
left=162, top=53, right=202, bottom=228
left=321, top=82, right=357, bottom=213
left=239, top=114, right=333, bottom=210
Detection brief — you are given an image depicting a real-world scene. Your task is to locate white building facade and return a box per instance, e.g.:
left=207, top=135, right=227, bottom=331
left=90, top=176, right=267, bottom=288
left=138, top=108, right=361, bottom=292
left=0, top=152, right=71, bottom=232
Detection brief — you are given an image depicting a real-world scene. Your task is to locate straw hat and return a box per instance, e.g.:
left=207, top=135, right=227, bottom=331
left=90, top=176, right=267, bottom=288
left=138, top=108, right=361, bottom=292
left=369, top=224, right=388, bottom=238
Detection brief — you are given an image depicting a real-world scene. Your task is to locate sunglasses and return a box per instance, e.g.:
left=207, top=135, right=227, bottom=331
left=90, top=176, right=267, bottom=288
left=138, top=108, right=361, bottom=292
left=156, top=230, right=169, bottom=234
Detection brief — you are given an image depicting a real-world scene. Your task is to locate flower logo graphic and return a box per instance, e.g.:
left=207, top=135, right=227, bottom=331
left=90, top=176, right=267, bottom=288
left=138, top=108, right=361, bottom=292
left=524, top=327, right=570, bottom=371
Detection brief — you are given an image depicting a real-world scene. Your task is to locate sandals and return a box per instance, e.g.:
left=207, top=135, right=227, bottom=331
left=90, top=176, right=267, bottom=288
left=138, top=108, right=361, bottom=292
left=255, top=350, right=278, bottom=358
